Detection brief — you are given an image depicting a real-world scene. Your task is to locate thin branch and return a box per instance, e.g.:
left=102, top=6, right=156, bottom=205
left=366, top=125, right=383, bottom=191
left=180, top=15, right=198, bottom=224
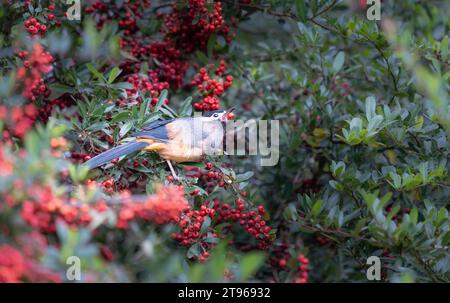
left=225, top=0, right=339, bottom=22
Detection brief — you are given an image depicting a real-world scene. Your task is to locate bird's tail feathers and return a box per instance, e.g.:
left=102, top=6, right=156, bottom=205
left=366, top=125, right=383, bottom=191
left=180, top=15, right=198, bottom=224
left=84, top=141, right=149, bottom=169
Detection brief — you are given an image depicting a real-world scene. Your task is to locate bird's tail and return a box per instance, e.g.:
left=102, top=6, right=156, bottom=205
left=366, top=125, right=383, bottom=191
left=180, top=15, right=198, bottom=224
left=84, top=141, right=149, bottom=169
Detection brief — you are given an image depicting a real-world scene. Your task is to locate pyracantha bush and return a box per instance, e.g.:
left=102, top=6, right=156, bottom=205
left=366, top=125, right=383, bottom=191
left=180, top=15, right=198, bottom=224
left=0, top=0, right=449, bottom=283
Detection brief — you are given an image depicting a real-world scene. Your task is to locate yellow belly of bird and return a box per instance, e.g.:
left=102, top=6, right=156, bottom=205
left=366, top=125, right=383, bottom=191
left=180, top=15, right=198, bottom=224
left=137, top=138, right=204, bottom=163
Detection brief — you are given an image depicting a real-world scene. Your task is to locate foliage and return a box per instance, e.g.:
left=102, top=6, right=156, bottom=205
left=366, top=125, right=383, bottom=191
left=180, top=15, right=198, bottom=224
left=0, top=0, right=449, bottom=283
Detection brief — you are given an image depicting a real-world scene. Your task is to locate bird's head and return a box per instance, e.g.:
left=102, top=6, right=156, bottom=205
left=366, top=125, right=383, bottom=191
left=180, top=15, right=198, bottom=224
left=201, top=107, right=235, bottom=122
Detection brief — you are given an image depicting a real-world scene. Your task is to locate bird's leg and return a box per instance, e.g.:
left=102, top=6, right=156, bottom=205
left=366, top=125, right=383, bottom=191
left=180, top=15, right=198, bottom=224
left=166, top=160, right=180, bottom=180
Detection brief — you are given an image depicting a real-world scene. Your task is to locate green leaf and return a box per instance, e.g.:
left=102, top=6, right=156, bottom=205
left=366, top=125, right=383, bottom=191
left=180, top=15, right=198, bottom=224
left=436, top=208, right=448, bottom=227
left=24, top=131, right=40, bottom=157
left=86, top=122, right=107, bottom=132
left=207, top=34, right=216, bottom=58
left=86, top=63, right=105, bottom=81
left=311, top=199, right=323, bottom=217
left=410, top=208, right=418, bottom=225
left=210, top=241, right=228, bottom=281
left=179, top=96, right=193, bottom=116
left=139, top=96, right=150, bottom=121
left=387, top=205, right=401, bottom=221
left=119, top=121, right=133, bottom=138
left=195, top=216, right=210, bottom=236
left=418, top=162, right=428, bottom=183
left=389, top=172, right=402, bottom=189
left=154, top=90, right=168, bottom=112
left=111, top=112, right=131, bottom=124
left=48, top=83, right=74, bottom=100
left=295, top=0, right=308, bottom=23
left=68, top=164, right=89, bottom=183
left=112, top=82, right=134, bottom=90
left=352, top=218, right=368, bottom=236
left=159, top=106, right=176, bottom=118
left=331, top=161, right=346, bottom=177
left=332, top=51, right=346, bottom=73
left=365, top=96, right=377, bottom=121
left=235, top=171, right=254, bottom=183
left=186, top=243, right=201, bottom=259
left=240, top=252, right=265, bottom=281
left=108, top=67, right=122, bottom=84
left=142, top=113, right=162, bottom=126
left=442, top=230, right=450, bottom=246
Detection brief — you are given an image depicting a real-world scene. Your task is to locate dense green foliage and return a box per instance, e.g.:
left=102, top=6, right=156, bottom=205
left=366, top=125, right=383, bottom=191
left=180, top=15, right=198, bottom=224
left=0, top=0, right=448, bottom=283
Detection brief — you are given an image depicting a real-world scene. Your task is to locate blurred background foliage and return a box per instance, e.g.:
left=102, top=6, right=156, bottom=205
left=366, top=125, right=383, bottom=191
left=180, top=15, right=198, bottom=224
left=0, top=0, right=449, bottom=282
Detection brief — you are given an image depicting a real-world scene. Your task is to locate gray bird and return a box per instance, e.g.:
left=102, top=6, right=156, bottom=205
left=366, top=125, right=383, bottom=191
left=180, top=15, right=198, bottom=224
left=84, top=108, right=233, bottom=178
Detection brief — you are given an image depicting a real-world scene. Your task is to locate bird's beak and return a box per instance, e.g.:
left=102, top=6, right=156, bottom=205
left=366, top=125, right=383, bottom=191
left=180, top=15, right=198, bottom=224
left=223, top=107, right=235, bottom=121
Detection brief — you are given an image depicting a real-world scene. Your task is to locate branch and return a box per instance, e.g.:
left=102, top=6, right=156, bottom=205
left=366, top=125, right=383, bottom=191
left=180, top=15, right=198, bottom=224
left=225, top=0, right=339, bottom=23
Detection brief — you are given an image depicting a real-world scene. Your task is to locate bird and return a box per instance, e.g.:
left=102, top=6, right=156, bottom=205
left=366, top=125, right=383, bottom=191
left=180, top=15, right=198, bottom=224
left=83, top=108, right=234, bottom=179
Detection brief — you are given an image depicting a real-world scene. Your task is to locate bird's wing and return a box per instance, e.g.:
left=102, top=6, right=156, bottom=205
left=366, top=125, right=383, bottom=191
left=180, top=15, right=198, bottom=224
left=141, top=119, right=174, bottom=130
left=131, top=119, right=175, bottom=142
left=132, top=128, right=169, bottom=142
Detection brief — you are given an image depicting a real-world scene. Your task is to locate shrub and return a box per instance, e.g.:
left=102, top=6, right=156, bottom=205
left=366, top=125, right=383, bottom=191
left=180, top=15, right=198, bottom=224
left=0, top=0, right=448, bottom=282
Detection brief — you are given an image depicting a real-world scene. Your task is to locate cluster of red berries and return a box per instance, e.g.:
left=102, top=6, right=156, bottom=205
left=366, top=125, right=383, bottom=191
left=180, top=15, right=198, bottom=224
left=38, top=96, right=74, bottom=122
left=118, top=13, right=138, bottom=35
left=118, top=39, right=147, bottom=74
left=86, top=0, right=178, bottom=87
left=0, top=104, right=37, bottom=140
left=86, top=0, right=150, bottom=33
left=24, top=17, right=47, bottom=36
left=213, top=198, right=272, bottom=250
left=163, top=1, right=232, bottom=54
left=0, top=148, right=14, bottom=177
left=16, top=43, right=53, bottom=101
left=294, top=254, right=310, bottom=283
left=269, top=243, right=290, bottom=270
left=385, top=204, right=411, bottom=222
left=21, top=2, right=57, bottom=36
left=215, top=60, right=229, bottom=76
left=85, top=0, right=234, bottom=106
left=0, top=243, right=61, bottom=283
left=192, top=62, right=233, bottom=111
left=97, top=131, right=115, bottom=145
left=116, top=161, right=158, bottom=192
left=85, top=0, right=109, bottom=29
left=120, top=40, right=188, bottom=89
left=116, top=185, right=189, bottom=229
left=172, top=204, right=217, bottom=252
left=269, top=244, right=310, bottom=283
left=101, top=177, right=115, bottom=193
left=147, top=41, right=189, bottom=88
left=330, top=77, right=351, bottom=98
left=125, top=73, right=170, bottom=106
left=49, top=137, right=68, bottom=158
left=20, top=185, right=93, bottom=233
left=70, top=151, right=92, bottom=164
left=2, top=142, right=188, bottom=234
left=18, top=180, right=188, bottom=233
left=194, top=96, right=220, bottom=111
left=28, top=78, right=52, bottom=101
left=47, top=4, right=56, bottom=20
left=186, top=163, right=225, bottom=193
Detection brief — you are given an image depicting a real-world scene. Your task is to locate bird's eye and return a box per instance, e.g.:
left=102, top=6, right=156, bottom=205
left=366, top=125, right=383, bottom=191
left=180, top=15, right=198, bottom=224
left=213, top=113, right=219, bottom=118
